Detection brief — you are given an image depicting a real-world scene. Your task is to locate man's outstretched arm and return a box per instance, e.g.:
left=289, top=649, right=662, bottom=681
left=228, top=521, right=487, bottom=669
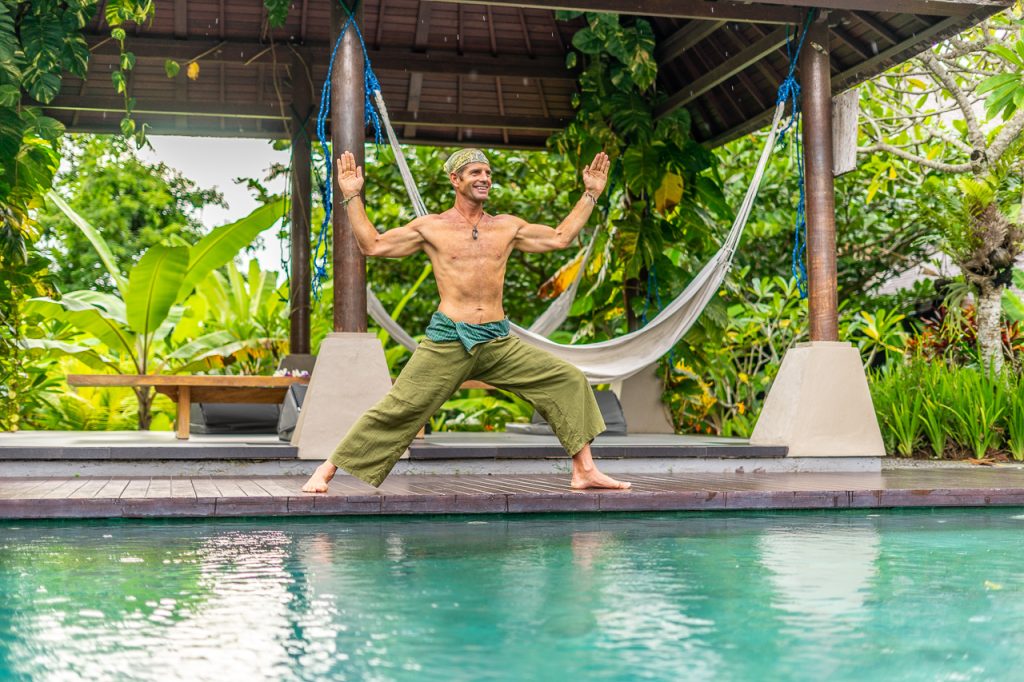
left=336, top=150, right=426, bottom=258
left=514, top=152, right=609, bottom=253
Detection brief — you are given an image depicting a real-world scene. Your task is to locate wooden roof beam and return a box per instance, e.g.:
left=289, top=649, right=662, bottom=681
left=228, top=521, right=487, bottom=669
left=40, top=95, right=567, bottom=131
left=704, top=11, right=987, bottom=146
left=414, top=2, right=433, bottom=49
left=655, top=27, right=788, bottom=118
left=844, top=10, right=902, bottom=46
left=655, top=20, right=726, bottom=63
left=434, top=0, right=802, bottom=25
left=746, top=0, right=997, bottom=18
left=85, top=36, right=576, bottom=80
left=173, top=0, right=187, bottom=39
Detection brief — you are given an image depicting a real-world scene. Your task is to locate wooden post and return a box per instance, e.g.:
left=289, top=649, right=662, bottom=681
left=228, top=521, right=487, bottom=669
left=175, top=386, right=190, bottom=440
left=330, top=1, right=367, bottom=333
left=799, top=13, right=838, bottom=342
left=289, top=49, right=313, bottom=354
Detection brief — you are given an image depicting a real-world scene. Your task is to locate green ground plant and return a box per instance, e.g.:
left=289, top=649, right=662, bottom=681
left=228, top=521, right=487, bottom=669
left=23, top=196, right=286, bottom=428
left=947, top=368, right=1007, bottom=459
left=868, top=359, right=1024, bottom=460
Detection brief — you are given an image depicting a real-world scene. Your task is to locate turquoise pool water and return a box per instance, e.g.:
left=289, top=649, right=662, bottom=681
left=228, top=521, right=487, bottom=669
left=2, top=509, right=1024, bottom=681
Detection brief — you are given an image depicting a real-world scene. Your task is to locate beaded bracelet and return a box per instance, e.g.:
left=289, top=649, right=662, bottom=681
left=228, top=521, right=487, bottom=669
left=583, top=191, right=598, bottom=206
left=341, top=194, right=361, bottom=207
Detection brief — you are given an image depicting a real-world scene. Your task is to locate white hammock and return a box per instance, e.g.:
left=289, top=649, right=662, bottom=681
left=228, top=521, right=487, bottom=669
left=367, top=91, right=786, bottom=384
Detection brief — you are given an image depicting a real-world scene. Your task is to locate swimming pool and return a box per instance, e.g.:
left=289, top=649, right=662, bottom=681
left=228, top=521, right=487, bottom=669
left=2, top=509, right=1022, bottom=681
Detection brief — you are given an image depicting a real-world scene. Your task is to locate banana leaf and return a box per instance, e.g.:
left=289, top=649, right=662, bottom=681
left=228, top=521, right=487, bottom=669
left=25, top=296, right=137, bottom=360
left=179, top=197, right=288, bottom=299
left=46, top=190, right=128, bottom=296
left=21, top=338, right=119, bottom=372
left=126, top=245, right=189, bottom=338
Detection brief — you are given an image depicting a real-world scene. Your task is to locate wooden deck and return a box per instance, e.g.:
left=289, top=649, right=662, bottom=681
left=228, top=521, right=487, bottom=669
left=3, top=469, right=1024, bottom=519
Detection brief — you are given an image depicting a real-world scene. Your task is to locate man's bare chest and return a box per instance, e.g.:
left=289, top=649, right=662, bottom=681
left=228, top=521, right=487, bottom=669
left=422, top=221, right=515, bottom=265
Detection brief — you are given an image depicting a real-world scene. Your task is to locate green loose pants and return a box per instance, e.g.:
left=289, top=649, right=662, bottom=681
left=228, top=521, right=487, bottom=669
left=329, top=336, right=605, bottom=487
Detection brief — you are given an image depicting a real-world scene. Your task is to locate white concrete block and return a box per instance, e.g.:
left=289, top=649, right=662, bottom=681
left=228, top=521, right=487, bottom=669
left=750, top=341, right=884, bottom=457
left=610, top=363, right=675, bottom=434
left=292, top=332, right=392, bottom=460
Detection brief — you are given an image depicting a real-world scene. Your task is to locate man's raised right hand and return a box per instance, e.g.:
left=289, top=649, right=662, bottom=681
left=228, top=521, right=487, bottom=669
left=336, top=150, right=364, bottom=198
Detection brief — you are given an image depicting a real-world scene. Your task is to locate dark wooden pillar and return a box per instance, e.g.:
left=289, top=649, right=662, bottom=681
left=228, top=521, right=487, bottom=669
left=289, top=49, right=313, bottom=354
left=799, top=13, right=838, bottom=342
left=330, top=0, right=367, bottom=332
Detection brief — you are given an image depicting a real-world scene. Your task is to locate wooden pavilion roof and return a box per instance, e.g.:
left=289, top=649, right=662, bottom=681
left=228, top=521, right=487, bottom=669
left=42, top=0, right=1009, bottom=148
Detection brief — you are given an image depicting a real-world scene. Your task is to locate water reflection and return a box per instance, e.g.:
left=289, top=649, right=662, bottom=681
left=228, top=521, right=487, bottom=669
left=1, top=511, right=1023, bottom=681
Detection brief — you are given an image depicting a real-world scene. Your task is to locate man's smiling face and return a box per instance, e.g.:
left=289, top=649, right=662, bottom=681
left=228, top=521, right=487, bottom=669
left=452, top=162, right=492, bottom=202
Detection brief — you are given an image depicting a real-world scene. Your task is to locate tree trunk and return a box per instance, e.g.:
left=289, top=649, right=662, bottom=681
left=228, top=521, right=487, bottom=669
left=135, top=387, right=153, bottom=430
left=976, top=283, right=1004, bottom=373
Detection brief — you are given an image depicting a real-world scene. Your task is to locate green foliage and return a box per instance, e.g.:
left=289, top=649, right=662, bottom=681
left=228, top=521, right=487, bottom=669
left=179, top=259, right=290, bottom=376
left=665, top=274, right=807, bottom=437
left=24, top=197, right=287, bottom=428
left=36, top=135, right=226, bottom=293
left=552, top=11, right=722, bottom=334
left=977, top=38, right=1024, bottom=119
left=717, top=130, right=941, bottom=303
left=263, top=0, right=291, bottom=27
left=948, top=368, right=1008, bottom=458
left=431, top=390, right=534, bottom=433
left=1006, top=375, right=1024, bottom=460
left=868, top=360, right=1024, bottom=460
left=870, top=363, right=925, bottom=456
left=845, top=308, right=909, bottom=366
left=103, top=0, right=154, bottom=147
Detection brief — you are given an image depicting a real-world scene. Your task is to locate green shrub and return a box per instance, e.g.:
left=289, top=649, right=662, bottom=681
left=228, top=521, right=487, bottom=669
left=946, top=368, right=1007, bottom=459
left=1004, top=375, right=1024, bottom=461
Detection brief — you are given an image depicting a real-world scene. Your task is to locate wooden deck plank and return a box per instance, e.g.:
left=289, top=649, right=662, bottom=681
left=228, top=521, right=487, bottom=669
left=232, top=479, right=273, bottom=497
left=146, top=478, right=172, bottom=499
left=170, top=478, right=196, bottom=499
left=68, top=478, right=111, bottom=499
left=5, top=469, right=1024, bottom=519
left=40, top=479, right=90, bottom=499
left=94, top=479, right=131, bottom=499
left=0, top=478, right=54, bottom=500
left=212, top=479, right=248, bottom=497
left=254, top=478, right=298, bottom=497
left=120, top=479, right=151, bottom=499
left=191, top=477, right=222, bottom=498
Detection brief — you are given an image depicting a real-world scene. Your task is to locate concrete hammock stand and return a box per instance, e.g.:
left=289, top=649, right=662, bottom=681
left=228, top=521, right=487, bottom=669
left=66, top=375, right=310, bottom=440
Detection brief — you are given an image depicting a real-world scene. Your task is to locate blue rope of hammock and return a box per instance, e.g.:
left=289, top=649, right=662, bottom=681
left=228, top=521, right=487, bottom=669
left=311, top=0, right=385, bottom=301
left=775, top=10, right=816, bottom=299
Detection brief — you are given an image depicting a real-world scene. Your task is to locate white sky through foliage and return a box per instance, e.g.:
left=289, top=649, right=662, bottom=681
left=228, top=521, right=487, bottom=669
left=138, top=135, right=290, bottom=276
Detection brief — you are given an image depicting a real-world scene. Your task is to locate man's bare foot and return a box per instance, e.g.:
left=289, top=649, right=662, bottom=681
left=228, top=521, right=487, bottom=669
left=570, top=469, right=631, bottom=490
left=570, top=444, right=630, bottom=490
left=302, top=461, right=338, bottom=493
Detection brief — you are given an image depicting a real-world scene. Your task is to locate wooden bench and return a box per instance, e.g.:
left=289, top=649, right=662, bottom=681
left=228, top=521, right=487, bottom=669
left=67, top=374, right=310, bottom=440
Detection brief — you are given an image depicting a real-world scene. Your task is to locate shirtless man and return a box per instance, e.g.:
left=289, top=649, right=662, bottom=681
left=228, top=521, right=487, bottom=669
left=302, top=148, right=630, bottom=493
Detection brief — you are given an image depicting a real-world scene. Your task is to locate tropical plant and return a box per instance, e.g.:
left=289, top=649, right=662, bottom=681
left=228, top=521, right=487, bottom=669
left=666, top=274, right=807, bottom=437
left=551, top=11, right=727, bottom=336
left=845, top=308, right=909, bottom=367
left=22, top=196, right=287, bottom=428
left=946, top=368, right=1008, bottom=459
left=181, top=259, right=290, bottom=376
left=36, top=134, right=226, bottom=293
left=858, top=7, right=1024, bottom=372
left=1005, top=373, right=1024, bottom=461
left=431, top=390, right=534, bottom=433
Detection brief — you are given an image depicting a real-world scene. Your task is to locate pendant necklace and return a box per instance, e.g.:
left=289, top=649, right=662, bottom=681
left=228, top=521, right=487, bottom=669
left=456, top=209, right=485, bottom=240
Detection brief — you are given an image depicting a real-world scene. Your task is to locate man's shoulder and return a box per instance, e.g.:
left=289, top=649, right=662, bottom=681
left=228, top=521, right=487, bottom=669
left=489, top=213, right=526, bottom=226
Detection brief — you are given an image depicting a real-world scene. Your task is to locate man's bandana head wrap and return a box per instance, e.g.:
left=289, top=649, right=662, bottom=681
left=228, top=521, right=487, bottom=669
left=444, top=148, right=489, bottom=175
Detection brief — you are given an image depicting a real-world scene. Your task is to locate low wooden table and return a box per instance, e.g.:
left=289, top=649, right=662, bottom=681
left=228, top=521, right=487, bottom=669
left=67, top=374, right=310, bottom=440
